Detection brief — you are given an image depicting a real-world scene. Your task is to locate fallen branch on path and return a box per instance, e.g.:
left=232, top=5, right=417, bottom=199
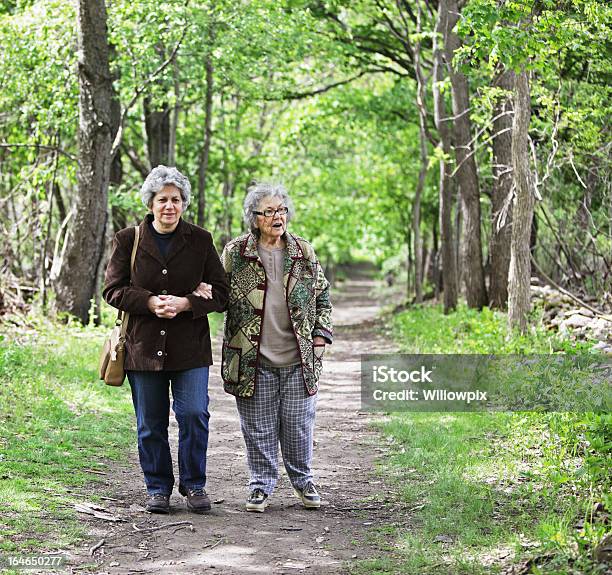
left=279, top=527, right=303, bottom=531
left=75, top=503, right=125, bottom=522
left=83, top=468, right=108, bottom=475
left=331, top=505, right=380, bottom=512
left=203, top=538, right=224, bottom=550
left=132, top=521, right=194, bottom=533
left=89, top=539, right=105, bottom=556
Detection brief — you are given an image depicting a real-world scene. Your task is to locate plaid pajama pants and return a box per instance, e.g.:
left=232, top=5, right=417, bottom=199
left=235, top=362, right=317, bottom=495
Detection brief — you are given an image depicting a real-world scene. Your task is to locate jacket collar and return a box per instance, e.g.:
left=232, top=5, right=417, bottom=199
left=138, top=213, right=191, bottom=264
left=241, top=232, right=304, bottom=260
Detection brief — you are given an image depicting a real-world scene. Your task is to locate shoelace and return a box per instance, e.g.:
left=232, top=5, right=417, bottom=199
left=152, top=494, right=168, bottom=500
left=250, top=489, right=265, bottom=500
left=303, top=483, right=318, bottom=496
left=189, top=488, right=206, bottom=497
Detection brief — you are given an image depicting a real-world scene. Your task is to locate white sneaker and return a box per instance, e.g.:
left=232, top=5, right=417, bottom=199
left=294, top=482, right=321, bottom=509
left=246, top=489, right=269, bottom=513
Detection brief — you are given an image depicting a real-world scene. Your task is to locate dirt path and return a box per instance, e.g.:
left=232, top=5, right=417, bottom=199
left=68, top=269, right=401, bottom=574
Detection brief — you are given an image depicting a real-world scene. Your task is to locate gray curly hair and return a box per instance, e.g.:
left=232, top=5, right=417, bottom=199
left=243, top=181, right=294, bottom=233
left=140, top=165, right=191, bottom=209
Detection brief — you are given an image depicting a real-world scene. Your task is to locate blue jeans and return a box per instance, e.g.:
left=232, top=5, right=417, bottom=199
left=127, top=367, right=210, bottom=495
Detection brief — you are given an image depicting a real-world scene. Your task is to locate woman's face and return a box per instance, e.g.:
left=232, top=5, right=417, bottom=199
left=151, top=185, right=184, bottom=229
left=255, top=196, right=287, bottom=241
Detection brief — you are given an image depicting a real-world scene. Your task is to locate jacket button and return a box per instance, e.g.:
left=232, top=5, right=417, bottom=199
left=162, top=269, right=168, bottom=275
left=160, top=330, right=166, bottom=336
left=157, top=351, right=163, bottom=356
left=161, top=290, right=167, bottom=295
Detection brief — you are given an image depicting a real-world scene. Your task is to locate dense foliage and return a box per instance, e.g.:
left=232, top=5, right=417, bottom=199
left=1, top=0, right=608, bottom=322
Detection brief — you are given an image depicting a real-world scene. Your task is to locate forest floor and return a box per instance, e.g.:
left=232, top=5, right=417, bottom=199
left=66, top=266, right=405, bottom=574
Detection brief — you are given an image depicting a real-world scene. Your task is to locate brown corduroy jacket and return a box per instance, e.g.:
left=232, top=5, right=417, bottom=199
left=103, top=214, right=229, bottom=371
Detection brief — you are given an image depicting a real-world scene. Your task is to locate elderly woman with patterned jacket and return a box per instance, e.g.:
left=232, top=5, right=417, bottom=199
left=216, top=181, right=333, bottom=513
left=103, top=165, right=228, bottom=515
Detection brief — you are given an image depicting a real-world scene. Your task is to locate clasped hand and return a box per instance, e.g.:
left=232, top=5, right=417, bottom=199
left=147, top=282, right=212, bottom=319
left=147, top=295, right=191, bottom=319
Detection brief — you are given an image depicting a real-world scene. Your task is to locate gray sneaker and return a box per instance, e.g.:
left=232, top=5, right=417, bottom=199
left=246, top=489, right=269, bottom=513
left=294, top=482, right=321, bottom=509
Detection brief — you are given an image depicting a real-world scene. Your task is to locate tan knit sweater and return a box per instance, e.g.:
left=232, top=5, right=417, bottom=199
left=257, top=245, right=301, bottom=366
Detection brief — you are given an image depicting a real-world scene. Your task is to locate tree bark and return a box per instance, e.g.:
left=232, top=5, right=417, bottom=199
left=144, top=96, right=170, bottom=168
left=489, top=69, right=514, bottom=309
left=432, top=223, right=441, bottom=300
left=508, top=69, right=535, bottom=333
left=433, top=0, right=458, bottom=313
left=108, top=42, right=123, bottom=186
left=412, top=0, right=428, bottom=304
left=55, top=0, right=112, bottom=323
left=220, top=177, right=234, bottom=247
left=412, top=121, right=426, bottom=304
left=168, top=54, right=180, bottom=167
left=197, top=51, right=214, bottom=227
left=444, top=0, right=487, bottom=309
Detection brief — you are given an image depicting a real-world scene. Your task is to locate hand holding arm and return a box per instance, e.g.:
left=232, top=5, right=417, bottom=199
left=186, top=236, right=229, bottom=317
left=192, top=282, right=213, bottom=299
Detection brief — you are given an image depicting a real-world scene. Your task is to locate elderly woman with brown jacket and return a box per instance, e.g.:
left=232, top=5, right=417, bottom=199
left=103, top=165, right=228, bottom=514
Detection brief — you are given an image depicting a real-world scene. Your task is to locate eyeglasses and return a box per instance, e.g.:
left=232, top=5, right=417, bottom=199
left=252, top=206, right=289, bottom=218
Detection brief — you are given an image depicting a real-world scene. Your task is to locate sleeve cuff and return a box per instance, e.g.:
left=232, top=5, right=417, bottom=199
left=128, top=288, right=156, bottom=314
left=186, top=294, right=207, bottom=319
left=312, top=328, right=333, bottom=345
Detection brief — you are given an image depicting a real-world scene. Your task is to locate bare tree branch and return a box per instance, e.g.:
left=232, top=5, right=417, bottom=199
left=122, top=144, right=151, bottom=178
left=0, top=142, right=76, bottom=162
left=110, top=25, right=190, bottom=158
left=531, top=255, right=611, bottom=321
left=260, top=69, right=384, bottom=101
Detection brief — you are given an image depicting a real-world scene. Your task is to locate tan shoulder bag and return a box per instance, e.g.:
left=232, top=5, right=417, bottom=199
left=98, top=226, right=140, bottom=386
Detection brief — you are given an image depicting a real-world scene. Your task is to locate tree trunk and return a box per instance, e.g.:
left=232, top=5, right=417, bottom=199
left=197, top=51, right=214, bottom=227
left=55, top=0, right=112, bottom=323
left=444, top=0, right=487, bottom=309
left=42, top=148, right=61, bottom=311
left=108, top=42, right=122, bottom=186
left=489, top=69, right=514, bottom=309
left=412, top=1, right=428, bottom=305
left=406, top=226, right=413, bottom=299
left=220, top=178, right=234, bottom=247
left=168, top=54, right=180, bottom=167
left=432, top=224, right=441, bottom=300
left=412, top=127, right=425, bottom=304
left=455, top=183, right=462, bottom=292
left=144, top=96, right=170, bottom=168
left=508, top=69, right=535, bottom=333
left=433, top=0, right=458, bottom=313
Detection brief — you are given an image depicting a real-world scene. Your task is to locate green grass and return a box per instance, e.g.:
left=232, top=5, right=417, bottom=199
left=353, top=304, right=611, bottom=575
left=390, top=303, right=592, bottom=354
left=0, top=311, right=223, bottom=555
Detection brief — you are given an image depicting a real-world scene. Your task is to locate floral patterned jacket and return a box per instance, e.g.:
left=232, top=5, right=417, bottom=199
left=220, top=232, right=333, bottom=398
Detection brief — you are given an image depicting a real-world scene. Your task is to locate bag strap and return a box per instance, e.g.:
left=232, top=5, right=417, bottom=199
left=119, top=226, right=141, bottom=337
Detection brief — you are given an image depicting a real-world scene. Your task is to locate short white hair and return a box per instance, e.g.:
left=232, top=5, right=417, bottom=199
left=243, top=181, right=294, bottom=232
left=140, top=165, right=191, bottom=208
